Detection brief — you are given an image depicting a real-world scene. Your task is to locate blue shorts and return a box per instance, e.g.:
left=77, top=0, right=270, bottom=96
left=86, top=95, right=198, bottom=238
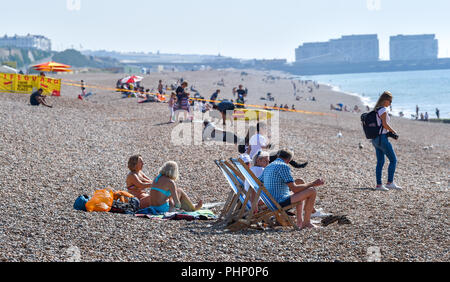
left=279, top=197, right=291, bottom=208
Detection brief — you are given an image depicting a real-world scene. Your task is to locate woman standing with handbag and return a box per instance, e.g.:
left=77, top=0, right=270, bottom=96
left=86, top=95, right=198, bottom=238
left=372, top=91, right=402, bottom=191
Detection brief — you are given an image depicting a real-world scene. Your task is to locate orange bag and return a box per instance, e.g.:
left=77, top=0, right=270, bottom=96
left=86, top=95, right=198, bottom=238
left=85, top=189, right=114, bottom=212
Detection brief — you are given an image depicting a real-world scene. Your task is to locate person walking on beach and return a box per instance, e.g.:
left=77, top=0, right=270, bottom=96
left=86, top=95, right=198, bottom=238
left=371, top=91, right=402, bottom=191
left=158, top=80, right=164, bottom=94
left=416, top=105, right=419, bottom=120
left=210, top=89, right=220, bottom=105
left=168, top=93, right=177, bottom=123
left=174, top=82, right=190, bottom=122
left=435, top=108, right=440, bottom=119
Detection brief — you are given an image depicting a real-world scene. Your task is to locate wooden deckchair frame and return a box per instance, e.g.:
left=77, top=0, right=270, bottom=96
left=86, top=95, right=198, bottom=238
left=229, top=158, right=302, bottom=230
left=214, top=160, right=253, bottom=227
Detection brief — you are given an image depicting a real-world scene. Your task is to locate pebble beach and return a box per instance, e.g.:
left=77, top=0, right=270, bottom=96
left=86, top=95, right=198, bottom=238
left=0, top=69, right=448, bottom=262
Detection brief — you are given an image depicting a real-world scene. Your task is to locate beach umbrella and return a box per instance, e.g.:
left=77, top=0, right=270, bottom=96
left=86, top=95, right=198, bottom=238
left=32, top=61, right=72, bottom=72
left=32, top=61, right=71, bottom=69
left=120, top=75, right=143, bottom=84
left=34, top=67, right=72, bottom=73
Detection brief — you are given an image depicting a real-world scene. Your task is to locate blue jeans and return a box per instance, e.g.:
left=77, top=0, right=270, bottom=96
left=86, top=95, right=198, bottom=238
left=372, top=134, right=397, bottom=185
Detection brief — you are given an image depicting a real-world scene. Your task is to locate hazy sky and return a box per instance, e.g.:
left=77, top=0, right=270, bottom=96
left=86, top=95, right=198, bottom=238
left=2, top=0, right=450, bottom=61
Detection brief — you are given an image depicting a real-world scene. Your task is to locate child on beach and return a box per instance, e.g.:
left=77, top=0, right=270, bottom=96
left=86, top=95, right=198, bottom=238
left=168, top=92, right=177, bottom=123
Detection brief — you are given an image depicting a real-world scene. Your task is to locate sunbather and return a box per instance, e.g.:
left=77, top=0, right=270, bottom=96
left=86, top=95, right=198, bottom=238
left=259, top=150, right=324, bottom=229
left=244, top=151, right=270, bottom=210
left=126, top=155, right=153, bottom=209
left=149, top=161, right=202, bottom=213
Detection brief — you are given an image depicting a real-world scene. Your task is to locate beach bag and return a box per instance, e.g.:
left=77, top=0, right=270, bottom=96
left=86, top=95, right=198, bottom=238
left=110, top=191, right=140, bottom=214
left=85, top=189, right=114, bottom=212
left=73, top=195, right=90, bottom=211
left=361, top=108, right=382, bottom=139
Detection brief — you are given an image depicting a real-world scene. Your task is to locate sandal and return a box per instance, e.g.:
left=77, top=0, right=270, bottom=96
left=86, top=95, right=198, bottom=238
left=321, top=215, right=339, bottom=226
left=337, top=215, right=351, bottom=225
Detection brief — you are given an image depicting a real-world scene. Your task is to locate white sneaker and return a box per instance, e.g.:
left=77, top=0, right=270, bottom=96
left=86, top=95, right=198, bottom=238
left=385, top=183, right=403, bottom=190
left=375, top=185, right=389, bottom=191
left=311, top=210, right=332, bottom=218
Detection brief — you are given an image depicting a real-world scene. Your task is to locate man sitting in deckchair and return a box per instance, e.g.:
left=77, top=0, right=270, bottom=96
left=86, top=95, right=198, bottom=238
left=258, top=149, right=324, bottom=229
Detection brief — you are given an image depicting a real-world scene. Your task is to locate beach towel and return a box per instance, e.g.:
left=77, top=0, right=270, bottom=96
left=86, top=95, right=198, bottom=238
left=135, top=209, right=217, bottom=221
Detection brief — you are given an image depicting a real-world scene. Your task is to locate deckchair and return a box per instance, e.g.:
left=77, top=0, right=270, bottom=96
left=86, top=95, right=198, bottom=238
left=214, top=160, right=252, bottom=227
left=229, top=158, right=301, bottom=230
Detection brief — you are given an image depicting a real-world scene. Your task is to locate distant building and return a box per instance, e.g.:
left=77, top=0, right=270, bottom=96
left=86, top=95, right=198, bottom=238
left=390, top=34, right=438, bottom=61
left=0, top=34, right=51, bottom=51
left=295, top=34, right=379, bottom=64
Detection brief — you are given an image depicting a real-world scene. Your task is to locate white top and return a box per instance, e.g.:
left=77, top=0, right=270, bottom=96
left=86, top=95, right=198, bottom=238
left=239, top=153, right=252, bottom=164
left=244, top=166, right=264, bottom=192
left=249, top=134, right=268, bottom=159
left=376, top=107, right=390, bottom=135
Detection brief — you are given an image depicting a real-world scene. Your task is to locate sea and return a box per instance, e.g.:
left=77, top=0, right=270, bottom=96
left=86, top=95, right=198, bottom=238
left=303, top=69, right=450, bottom=119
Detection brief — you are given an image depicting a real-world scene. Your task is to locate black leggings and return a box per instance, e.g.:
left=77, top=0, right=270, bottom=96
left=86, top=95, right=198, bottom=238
left=269, top=151, right=308, bottom=168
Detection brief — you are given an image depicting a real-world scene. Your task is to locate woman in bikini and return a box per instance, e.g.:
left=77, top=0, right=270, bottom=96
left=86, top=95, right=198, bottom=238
left=126, top=155, right=153, bottom=209
left=149, top=161, right=202, bottom=213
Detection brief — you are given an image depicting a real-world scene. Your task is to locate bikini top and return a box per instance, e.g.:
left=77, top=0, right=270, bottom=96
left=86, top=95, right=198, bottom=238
left=151, top=174, right=171, bottom=197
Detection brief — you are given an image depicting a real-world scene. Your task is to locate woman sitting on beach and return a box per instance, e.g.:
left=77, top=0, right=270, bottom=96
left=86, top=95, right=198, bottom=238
left=126, top=155, right=153, bottom=209
left=149, top=161, right=202, bottom=213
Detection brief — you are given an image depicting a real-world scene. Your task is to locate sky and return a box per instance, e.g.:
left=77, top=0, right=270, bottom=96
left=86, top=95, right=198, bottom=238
left=2, top=0, right=450, bottom=62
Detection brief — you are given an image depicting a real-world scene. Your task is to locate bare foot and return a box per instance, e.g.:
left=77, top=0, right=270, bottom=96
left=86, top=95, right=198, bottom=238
left=194, top=200, right=203, bottom=210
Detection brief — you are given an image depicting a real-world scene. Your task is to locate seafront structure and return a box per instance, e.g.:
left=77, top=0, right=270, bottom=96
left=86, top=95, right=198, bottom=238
left=295, top=34, right=379, bottom=64
left=0, top=34, right=51, bottom=51
left=390, top=34, right=438, bottom=61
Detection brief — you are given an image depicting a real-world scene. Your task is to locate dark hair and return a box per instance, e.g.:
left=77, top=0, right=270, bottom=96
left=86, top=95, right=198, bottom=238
left=278, top=150, right=294, bottom=161
left=256, top=122, right=266, bottom=133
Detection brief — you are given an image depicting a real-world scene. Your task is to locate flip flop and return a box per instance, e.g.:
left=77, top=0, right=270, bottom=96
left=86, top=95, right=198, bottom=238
left=337, top=215, right=352, bottom=225
left=321, top=215, right=340, bottom=226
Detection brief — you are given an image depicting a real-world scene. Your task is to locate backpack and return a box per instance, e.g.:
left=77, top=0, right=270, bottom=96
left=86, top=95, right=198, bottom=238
left=361, top=108, right=383, bottom=139
left=73, top=195, right=90, bottom=211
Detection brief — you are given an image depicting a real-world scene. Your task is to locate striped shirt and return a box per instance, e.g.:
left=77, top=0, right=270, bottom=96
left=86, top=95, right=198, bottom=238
left=259, top=158, right=294, bottom=203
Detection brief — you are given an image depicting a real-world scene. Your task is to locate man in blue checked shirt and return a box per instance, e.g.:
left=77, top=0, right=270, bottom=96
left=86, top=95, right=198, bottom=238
left=259, top=150, right=324, bottom=229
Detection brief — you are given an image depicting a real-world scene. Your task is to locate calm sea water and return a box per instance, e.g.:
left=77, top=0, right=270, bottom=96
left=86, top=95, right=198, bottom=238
left=304, top=69, right=450, bottom=119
